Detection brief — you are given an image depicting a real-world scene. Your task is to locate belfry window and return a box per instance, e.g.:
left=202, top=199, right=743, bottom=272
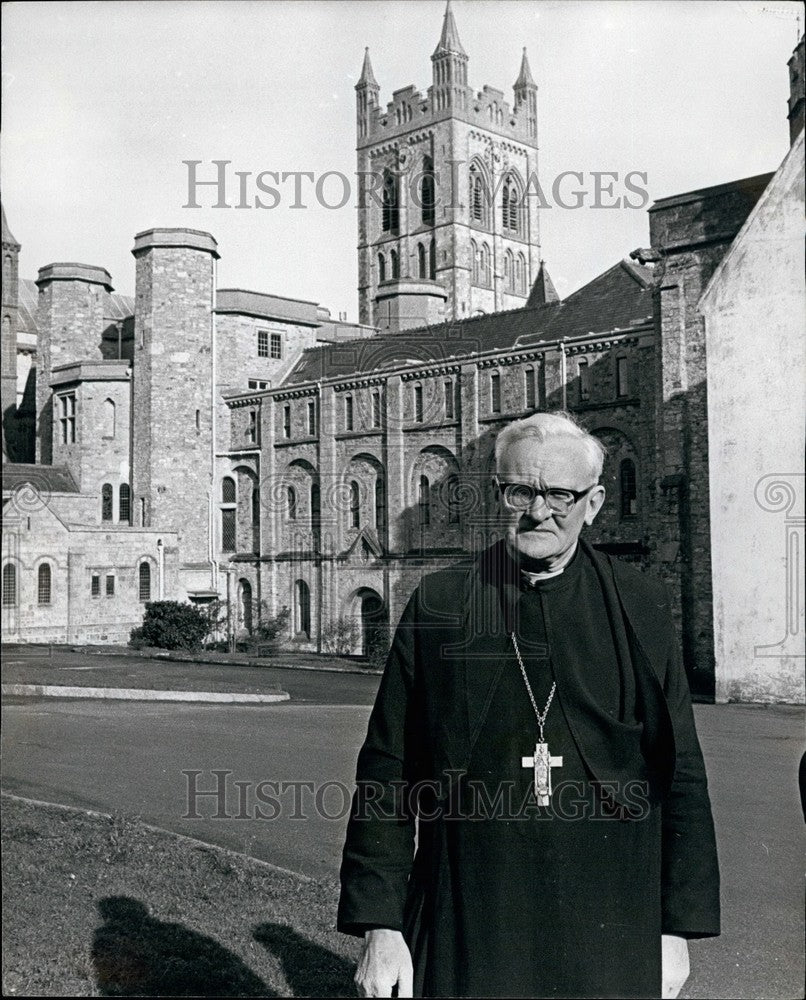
left=421, top=156, right=435, bottom=226
left=382, top=170, right=399, bottom=232
left=350, top=481, right=360, bottom=529
left=101, top=483, right=114, bottom=522
left=119, top=483, right=131, bottom=523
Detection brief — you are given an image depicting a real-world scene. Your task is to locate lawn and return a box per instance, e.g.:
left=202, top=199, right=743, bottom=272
left=1, top=794, right=361, bottom=997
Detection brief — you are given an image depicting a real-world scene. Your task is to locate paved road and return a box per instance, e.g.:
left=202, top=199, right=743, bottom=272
left=1, top=695, right=803, bottom=999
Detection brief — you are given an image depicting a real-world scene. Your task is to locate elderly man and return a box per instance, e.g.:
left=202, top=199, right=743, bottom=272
left=338, top=411, right=719, bottom=998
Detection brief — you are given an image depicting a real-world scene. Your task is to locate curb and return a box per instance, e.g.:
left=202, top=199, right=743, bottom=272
left=1, top=684, right=291, bottom=704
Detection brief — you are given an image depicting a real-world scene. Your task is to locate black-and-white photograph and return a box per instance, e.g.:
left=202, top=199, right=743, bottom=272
left=1, top=1, right=803, bottom=997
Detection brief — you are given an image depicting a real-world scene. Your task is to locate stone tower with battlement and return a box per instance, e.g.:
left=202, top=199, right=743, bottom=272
left=356, top=1, right=541, bottom=331
left=34, top=262, right=114, bottom=464
left=130, top=228, right=219, bottom=595
left=2, top=206, right=21, bottom=460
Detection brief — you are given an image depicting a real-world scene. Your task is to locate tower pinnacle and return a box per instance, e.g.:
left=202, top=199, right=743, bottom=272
left=433, top=0, right=466, bottom=58
left=356, top=47, right=379, bottom=90
left=515, top=47, right=537, bottom=89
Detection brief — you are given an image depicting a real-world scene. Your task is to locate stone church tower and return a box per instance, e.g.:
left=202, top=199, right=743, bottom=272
left=1, top=207, right=21, bottom=460
left=356, top=0, right=542, bottom=331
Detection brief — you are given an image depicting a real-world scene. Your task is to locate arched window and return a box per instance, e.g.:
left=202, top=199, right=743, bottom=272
left=429, top=238, right=436, bottom=280
left=517, top=252, right=527, bottom=294
left=480, top=243, right=491, bottom=287
left=375, top=478, right=386, bottom=534
left=469, top=163, right=486, bottom=225
left=390, top=248, right=399, bottom=279
left=2, top=563, right=16, bottom=606
left=524, top=366, right=535, bottom=409
left=418, top=242, right=427, bottom=279
left=382, top=170, right=399, bottom=232
left=311, top=482, right=321, bottom=542
left=119, top=483, right=131, bottom=523
left=620, top=460, right=638, bottom=518
left=578, top=358, right=590, bottom=402
left=345, top=394, right=354, bottom=431
left=138, top=562, right=151, bottom=602
left=350, top=481, right=360, bottom=529
left=491, top=371, right=501, bottom=413
left=470, top=240, right=479, bottom=284
left=514, top=255, right=522, bottom=295
left=418, top=475, right=430, bottom=526
left=502, top=175, right=521, bottom=234
left=101, top=483, right=114, bottom=522
left=378, top=252, right=386, bottom=283
left=103, top=398, right=115, bottom=438
left=287, top=485, right=297, bottom=521
left=504, top=250, right=513, bottom=292
left=222, top=477, right=236, bottom=504
left=414, top=384, right=424, bottom=423
left=294, top=580, right=311, bottom=638
left=37, top=563, right=52, bottom=605
left=421, top=156, right=435, bottom=226
left=444, top=379, right=454, bottom=418
left=252, top=486, right=260, bottom=526
left=238, top=579, right=253, bottom=634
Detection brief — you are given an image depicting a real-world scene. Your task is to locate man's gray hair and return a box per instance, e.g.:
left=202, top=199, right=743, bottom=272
left=494, top=410, right=607, bottom=480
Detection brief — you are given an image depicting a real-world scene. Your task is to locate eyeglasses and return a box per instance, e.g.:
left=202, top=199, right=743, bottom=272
left=493, top=476, right=597, bottom=515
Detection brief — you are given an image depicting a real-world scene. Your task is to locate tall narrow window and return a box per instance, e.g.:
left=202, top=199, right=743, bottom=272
left=59, top=393, right=76, bottom=444
left=350, top=481, right=360, bottom=529
left=524, top=367, right=535, bottom=409
left=101, top=483, right=114, bottom=522
left=37, top=564, right=52, bottom=605
left=257, top=330, right=269, bottom=357
left=429, top=238, right=436, bottom=280
left=294, top=580, right=311, bottom=638
left=517, top=253, right=527, bottom=294
left=471, top=240, right=479, bottom=285
left=2, top=564, right=16, bottom=606
left=578, top=359, right=590, bottom=402
left=469, top=163, right=487, bottom=226
left=490, top=372, right=501, bottom=414
left=138, top=562, right=151, bottom=602
left=505, top=250, right=514, bottom=292
left=270, top=332, right=282, bottom=360
left=414, top=384, right=423, bottom=423
left=375, top=478, right=386, bottom=534
left=616, top=357, right=629, bottom=397
left=444, top=380, right=454, bottom=419
left=372, top=391, right=381, bottom=428
left=195, top=408, right=201, bottom=431
left=378, top=252, right=386, bottom=283
left=105, top=574, right=115, bottom=597
left=221, top=510, right=236, bottom=552
left=287, top=486, right=297, bottom=521
left=247, top=409, right=258, bottom=445
left=91, top=574, right=100, bottom=598
left=502, top=175, right=521, bottom=233
left=620, top=460, right=638, bottom=518
left=382, top=170, right=399, bottom=232
left=390, top=249, right=399, bottom=279
left=307, top=400, right=317, bottom=436
left=283, top=404, right=291, bottom=439
left=421, top=156, right=435, bottom=226
left=418, top=242, right=426, bottom=279
left=345, top=395, right=354, bottom=431
left=103, top=398, right=115, bottom=438
left=252, top=486, right=260, bottom=526
left=480, top=243, right=491, bottom=287
left=311, top=482, right=321, bottom=534
left=119, top=484, right=131, bottom=523
left=222, top=477, right=236, bottom=503
left=418, top=475, right=430, bottom=526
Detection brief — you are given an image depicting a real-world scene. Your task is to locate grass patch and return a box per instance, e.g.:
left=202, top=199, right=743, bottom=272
left=1, top=795, right=361, bottom=997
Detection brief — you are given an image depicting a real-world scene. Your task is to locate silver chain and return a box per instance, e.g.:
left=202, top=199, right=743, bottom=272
left=510, top=632, right=556, bottom=744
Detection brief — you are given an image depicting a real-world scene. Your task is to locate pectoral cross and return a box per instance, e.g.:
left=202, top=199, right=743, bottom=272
left=522, top=742, right=563, bottom=806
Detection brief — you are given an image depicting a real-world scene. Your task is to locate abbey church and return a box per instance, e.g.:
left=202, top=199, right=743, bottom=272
left=2, top=4, right=804, bottom=703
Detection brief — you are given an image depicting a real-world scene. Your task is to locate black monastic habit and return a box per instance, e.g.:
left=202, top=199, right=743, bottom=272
left=338, top=540, right=720, bottom=999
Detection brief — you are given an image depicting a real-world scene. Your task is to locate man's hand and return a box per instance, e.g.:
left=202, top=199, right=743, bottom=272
left=355, top=928, right=413, bottom=998
left=661, top=934, right=690, bottom=999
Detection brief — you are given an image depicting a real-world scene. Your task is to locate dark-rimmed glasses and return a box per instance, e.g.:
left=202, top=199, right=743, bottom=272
left=493, top=476, right=597, bottom=515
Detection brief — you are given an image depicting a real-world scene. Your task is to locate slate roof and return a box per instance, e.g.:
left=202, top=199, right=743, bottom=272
left=2, top=463, right=80, bottom=494
left=17, top=279, right=134, bottom=339
left=282, top=258, right=654, bottom=386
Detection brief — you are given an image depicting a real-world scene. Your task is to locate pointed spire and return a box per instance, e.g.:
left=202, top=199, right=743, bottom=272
left=527, top=261, right=560, bottom=307
left=356, top=47, right=379, bottom=89
left=433, top=0, right=466, bottom=57
left=1, top=204, right=20, bottom=249
left=515, top=47, right=537, bottom=89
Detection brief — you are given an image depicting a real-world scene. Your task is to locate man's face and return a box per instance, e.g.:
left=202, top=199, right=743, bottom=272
left=496, top=435, right=606, bottom=569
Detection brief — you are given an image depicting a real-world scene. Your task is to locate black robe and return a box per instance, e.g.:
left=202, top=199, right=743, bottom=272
left=338, top=540, right=720, bottom=998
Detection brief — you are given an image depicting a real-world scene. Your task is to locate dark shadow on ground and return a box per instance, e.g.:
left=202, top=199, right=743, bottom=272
left=92, top=896, right=270, bottom=996
left=253, top=921, right=355, bottom=997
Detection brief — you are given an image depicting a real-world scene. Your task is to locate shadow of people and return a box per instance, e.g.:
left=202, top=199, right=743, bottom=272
left=253, top=921, right=355, bottom=998
left=92, top=896, right=270, bottom=997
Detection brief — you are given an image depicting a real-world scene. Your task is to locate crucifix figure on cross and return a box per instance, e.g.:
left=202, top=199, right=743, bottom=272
left=522, top=741, right=563, bottom=806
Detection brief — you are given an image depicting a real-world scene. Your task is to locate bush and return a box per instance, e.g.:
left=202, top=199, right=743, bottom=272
left=254, top=606, right=291, bottom=643
left=129, top=601, right=212, bottom=651
left=321, top=616, right=359, bottom=656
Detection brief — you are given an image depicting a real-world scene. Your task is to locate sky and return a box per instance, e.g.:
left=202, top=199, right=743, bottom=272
left=2, top=0, right=802, bottom=315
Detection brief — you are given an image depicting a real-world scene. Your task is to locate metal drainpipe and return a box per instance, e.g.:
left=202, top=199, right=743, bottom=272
left=157, top=538, right=164, bottom=598
left=560, top=340, right=567, bottom=410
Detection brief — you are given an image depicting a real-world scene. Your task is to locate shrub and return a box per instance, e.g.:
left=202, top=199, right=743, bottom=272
left=129, top=601, right=212, bottom=651
left=321, top=616, right=359, bottom=656
left=254, top=605, right=291, bottom=643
